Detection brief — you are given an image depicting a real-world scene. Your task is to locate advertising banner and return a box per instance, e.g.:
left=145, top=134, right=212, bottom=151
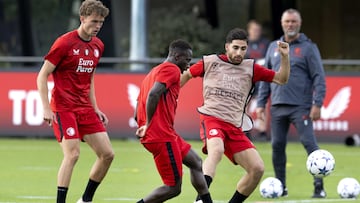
left=1, top=71, right=358, bottom=142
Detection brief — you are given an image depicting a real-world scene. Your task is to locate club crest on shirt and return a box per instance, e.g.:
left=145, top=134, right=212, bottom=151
left=294, top=47, right=302, bottom=57
left=94, top=49, right=99, bottom=58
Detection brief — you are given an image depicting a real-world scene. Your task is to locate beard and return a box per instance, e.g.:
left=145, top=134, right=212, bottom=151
left=228, top=54, right=243, bottom=65
left=287, top=31, right=298, bottom=37
left=285, top=27, right=300, bottom=38
left=230, top=57, right=242, bottom=65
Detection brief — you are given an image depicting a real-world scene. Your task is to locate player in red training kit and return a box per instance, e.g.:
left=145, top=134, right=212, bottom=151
left=36, top=1, right=114, bottom=203
left=134, top=39, right=213, bottom=203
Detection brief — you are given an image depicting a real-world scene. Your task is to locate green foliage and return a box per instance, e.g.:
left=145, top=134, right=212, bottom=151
left=31, top=0, right=74, bottom=55
left=148, top=6, right=223, bottom=58
left=0, top=138, right=359, bottom=202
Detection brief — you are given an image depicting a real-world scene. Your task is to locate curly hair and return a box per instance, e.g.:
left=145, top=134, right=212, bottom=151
left=79, top=0, right=109, bottom=17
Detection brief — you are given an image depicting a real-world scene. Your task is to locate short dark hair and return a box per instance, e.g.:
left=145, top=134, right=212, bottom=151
left=168, top=39, right=192, bottom=56
left=225, top=28, right=248, bottom=43
left=282, top=8, right=302, bottom=22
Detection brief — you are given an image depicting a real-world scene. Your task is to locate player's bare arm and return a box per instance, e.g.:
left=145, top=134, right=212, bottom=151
left=37, top=60, right=56, bottom=125
left=146, top=82, right=166, bottom=124
left=272, top=41, right=290, bottom=85
left=136, top=82, right=166, bottom=138
left=180, top=69, right=193, bottom=87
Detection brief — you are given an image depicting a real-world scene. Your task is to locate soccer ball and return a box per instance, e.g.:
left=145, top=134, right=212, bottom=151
left=259, top=177, right=283, bottom=198
left=337, top=177, right=360, bottom=198
left=306, top=149, right=335, bottom=178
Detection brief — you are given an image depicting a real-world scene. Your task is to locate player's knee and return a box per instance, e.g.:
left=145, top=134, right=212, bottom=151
left=106, top=150, right=115, bottom=161
left=209, top=145, right=224, bottom=157
left=184, top=149, right=203, bottom=170
left=251, top=161, right=265, bottom=179
left=271, top=138, right=286, bottom=149
left=191, top=154, right=203, bottom=170
left=101, top=149, right=115, bottom=163
left=167, top=184, right=182, bottom=198
left=170, top=188, right=181, bottom=198
left=193, top=159, right=203, bottom=171
left=64, top=151, right=80, bottom=164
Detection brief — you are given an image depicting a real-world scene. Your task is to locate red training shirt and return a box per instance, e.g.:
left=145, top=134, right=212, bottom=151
left=136, top=62, right=181, bottom=143
left=44, top=30, right=104, bottom=112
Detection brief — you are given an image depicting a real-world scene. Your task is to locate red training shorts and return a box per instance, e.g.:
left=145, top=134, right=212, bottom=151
left=143, top=136, right=191, bottom=186
left=52, top=109, right=106, bottom=142
left=199, top=114, right=255, bottom=164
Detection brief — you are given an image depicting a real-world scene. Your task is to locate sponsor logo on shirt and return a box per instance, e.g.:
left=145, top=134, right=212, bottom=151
left=73, top=49, right=80, bottom=55
left=209, top=88, right=242, bottom=100
left=76, top=58, right=94, bottom=73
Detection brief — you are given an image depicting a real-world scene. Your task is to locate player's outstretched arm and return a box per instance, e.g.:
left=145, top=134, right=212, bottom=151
left=272, top=41, right=290, bottom=85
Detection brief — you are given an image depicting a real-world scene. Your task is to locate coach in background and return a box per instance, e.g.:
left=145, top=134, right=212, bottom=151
left=256, top=8, right=327, bottom=198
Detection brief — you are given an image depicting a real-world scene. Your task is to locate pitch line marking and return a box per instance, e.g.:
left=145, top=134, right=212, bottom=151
left=17, top=195, right=54, bottom=199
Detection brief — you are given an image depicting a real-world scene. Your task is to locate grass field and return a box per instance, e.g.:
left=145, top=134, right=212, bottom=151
left=0, top=138, right=359, bottom=203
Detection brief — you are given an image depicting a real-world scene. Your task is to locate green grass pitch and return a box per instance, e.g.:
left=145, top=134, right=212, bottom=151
left=0, top=138, right=359, bottom=203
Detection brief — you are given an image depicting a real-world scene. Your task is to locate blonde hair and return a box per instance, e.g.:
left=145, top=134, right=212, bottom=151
left=79, top=0, right=109, bottom=17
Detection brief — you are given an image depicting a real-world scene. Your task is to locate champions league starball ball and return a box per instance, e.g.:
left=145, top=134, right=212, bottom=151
left=259, top=177, right=283, bottom=198
left=337, top=177, right=360, bottom=198
left=306, top=149, right=335, bottom=178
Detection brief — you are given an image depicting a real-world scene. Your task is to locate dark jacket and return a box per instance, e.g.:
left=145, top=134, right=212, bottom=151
left=257, top=33, right=326, bottom=108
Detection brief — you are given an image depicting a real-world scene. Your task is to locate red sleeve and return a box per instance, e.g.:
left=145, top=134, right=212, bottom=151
left=44, top=36, right=67, bottom=66
left=189, top=54, right=228, bottom=77
left=253, top=63, right=276, bottom=83
left=189, top=60, right=205, bottom=78
left=156, top=63, right=180, bottom=88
